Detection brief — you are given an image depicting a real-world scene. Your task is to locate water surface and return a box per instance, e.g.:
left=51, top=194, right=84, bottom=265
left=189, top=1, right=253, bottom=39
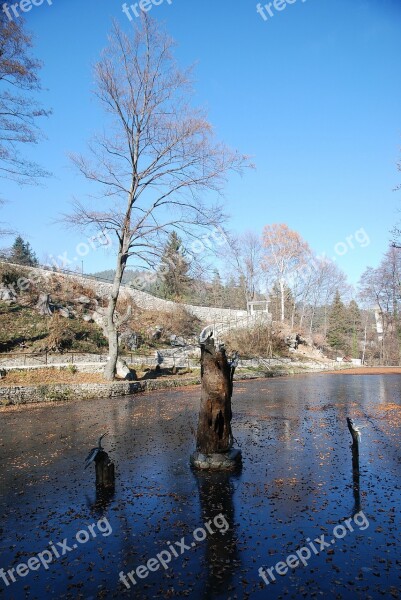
left=0, top=374, right=400, bottom=599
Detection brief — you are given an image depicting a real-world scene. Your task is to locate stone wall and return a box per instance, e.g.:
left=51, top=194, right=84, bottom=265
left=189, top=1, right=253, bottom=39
left=0, top=376, right=201, bottom=406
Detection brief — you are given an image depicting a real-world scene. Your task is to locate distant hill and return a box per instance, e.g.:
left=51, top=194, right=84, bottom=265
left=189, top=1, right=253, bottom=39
left=90, top=269, right=141, bottom=285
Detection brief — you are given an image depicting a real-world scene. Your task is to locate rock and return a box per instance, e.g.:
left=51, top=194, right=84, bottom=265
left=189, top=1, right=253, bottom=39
left=75, top=295, right=92, bottom=305
left=190, top=449, right=242, bottom=471
left=154, top=350, right=163, bottom=367
left=152, top=327, right=163, bottom=340
left=170, top=334, right=186, bottom=347
left=0, top=286, right=17, bottom=304
left=116, top=358, right=136, bottom=381
left=59, top=307, right=72, bottom=318
left=83, top=314, right=93, bottom=322
left=120, top=331, right=139, bottom=350
left=0, top=369, right=6, bottom=379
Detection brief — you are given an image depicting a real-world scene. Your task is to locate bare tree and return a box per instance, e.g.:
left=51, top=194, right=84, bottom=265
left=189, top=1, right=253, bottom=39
left=225, top=231, right=262, bottom=306
left=0, top=14, right=51, bottom=183
left=262, top=224, right=310, bottom=322
left=359, top=246, right=401, bottom=364
left=0, top=199, right=14, bottom=238
left=67, top=17, right=250, bottom=380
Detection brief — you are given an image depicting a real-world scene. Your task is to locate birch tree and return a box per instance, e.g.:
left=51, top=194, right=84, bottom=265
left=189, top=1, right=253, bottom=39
left=67, top=17, right=250, bottom=380
left=262, top=224, right=310, bottom=322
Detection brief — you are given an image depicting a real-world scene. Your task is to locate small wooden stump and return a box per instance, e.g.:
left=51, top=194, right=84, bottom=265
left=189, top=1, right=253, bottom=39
left=94, top=450, right=115, bottom=489
left=346, top=418, right=362, bottom=515
left=347, top=417, right=360, bottom=452
left=191, top=337, right=241, bottom=471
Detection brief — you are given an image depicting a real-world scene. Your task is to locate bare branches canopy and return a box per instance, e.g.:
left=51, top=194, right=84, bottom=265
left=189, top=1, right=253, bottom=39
left=0, top=14, right=51, bottom=183
left=68, top=16, right=251, bottom=379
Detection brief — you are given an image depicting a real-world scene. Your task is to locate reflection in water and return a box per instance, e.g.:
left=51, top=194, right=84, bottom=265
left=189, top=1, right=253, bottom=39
left=86, top=486, right=115, bottom=516
left=351, top=446, right=362, bottom=516
left=194, top=471, right=240, bottom=599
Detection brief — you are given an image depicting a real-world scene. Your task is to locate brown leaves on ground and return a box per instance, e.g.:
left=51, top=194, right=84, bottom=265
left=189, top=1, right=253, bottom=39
left=0, top=367, right=103, bottom=387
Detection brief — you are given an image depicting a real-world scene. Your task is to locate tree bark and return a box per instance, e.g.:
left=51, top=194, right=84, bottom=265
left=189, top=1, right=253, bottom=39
left=104, top=244, right=128, bottom=381
left=94, top=450, right=115, bottom=489
left=279, top=278, right=285, bottom=322
left=195, top=337, right=234, bottom=455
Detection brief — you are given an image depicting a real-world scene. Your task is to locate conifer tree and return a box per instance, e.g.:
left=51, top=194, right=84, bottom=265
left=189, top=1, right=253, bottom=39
left=9, top=235, right=38, bottom=266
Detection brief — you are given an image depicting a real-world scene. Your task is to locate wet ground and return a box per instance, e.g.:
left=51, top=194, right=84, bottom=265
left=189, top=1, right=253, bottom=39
left=0, top=374, right=400, bottom=600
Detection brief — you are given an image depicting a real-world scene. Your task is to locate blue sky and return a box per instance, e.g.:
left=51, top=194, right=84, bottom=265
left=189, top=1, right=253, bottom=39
left=1, top=0, right=401, bottom=285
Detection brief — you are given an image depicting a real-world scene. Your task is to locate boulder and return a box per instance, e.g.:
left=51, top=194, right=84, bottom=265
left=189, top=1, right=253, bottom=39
left=75, top=295, right=92, bottom=305
left=116, top=358, right=136, bottom=381
left=170, top=334, right=186, bottom=347
left=120, top=330, right=139, bottom=350
left=0, top=286, right=17, bottom=304
left=152, top=327, right=164, bottom=341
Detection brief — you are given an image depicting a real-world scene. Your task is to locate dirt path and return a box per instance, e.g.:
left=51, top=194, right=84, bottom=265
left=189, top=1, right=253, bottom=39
left=324, top=366, right=401, bottom=375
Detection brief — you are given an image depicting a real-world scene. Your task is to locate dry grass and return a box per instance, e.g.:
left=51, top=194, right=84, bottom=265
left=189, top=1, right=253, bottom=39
left=0, top=367, right=104, bottom=386
left=118, top=300, right=203, bottom=347
left=224, top=324, right=289, bottom=359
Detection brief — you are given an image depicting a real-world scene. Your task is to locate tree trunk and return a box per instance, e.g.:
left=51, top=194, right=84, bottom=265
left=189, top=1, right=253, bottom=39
left=279, top=278, right=285, bottom=322
left=104, top=245, right=127, bottom=381
left=195, top=337, right=234, bottom=454
left=95, top=450, right=115, bottom=489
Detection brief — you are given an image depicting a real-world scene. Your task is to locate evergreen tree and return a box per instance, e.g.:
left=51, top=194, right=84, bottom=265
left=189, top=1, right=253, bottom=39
left=347, top=299, right=362, bottom=358
left=327, top=290, right=349, bottom=352
left=9, top=236, right=38, bottom=266
left=159, top=232, right=191, bottom=299
left=211, top=269, right=224, bottom=307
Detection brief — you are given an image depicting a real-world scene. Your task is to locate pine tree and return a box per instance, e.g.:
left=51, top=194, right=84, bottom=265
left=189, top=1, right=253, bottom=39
left=9, top=236, right=38, bottom=266
left=211, top=269, right=224, bottom=307
left=347, top=299, right=362, bottom=358
left=159, top=232, right=191, bottom=300
left=327, top=290, right=349, bottom=352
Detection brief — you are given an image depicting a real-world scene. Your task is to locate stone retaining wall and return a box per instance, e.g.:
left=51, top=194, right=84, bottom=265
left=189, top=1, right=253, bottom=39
left=0, top=377, right=201, bottom=406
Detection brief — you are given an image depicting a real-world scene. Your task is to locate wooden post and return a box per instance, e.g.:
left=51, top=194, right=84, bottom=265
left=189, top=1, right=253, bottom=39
left=94, top=450, right=115, bottom=489
left=191, top=336, right=241, bottom=470
left=346, top=418, right=362, bottom=515
left=347, top=418, right=360, bottom=454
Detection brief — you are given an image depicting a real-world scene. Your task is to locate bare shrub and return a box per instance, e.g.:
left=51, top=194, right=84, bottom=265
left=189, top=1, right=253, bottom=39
left=224, top=324, right=288, bottom=359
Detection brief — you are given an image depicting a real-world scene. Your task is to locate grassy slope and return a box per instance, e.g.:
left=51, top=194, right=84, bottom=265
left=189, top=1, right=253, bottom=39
left=0, top=302, right=108, bottom=353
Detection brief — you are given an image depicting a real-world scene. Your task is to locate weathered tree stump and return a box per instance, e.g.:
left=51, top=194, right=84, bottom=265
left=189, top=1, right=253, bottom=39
left=36, top=292, right=52, bottom=316
left=346, top=418, right=362, bottom=515
left=191, top=336, right=241, bottom=470
left=347, top=417, right=360, bottom=457
left=94, top=450, right=115, bottom=489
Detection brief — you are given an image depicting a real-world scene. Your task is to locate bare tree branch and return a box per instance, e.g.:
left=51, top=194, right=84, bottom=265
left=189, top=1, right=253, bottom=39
left=65, top=15, right=252, bottom=380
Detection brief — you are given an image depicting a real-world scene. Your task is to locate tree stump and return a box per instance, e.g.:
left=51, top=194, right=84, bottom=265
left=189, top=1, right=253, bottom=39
left=94, top=450, right=115, bottom=489
left=191, top=337, right=241, bottom=470
left=347, top=418, right=360, bottom=455
left=36, top=292, right=52, bottom=316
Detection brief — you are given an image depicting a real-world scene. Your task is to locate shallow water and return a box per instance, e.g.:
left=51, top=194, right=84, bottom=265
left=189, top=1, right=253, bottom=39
left=0, top=374, right=400, bottom=599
